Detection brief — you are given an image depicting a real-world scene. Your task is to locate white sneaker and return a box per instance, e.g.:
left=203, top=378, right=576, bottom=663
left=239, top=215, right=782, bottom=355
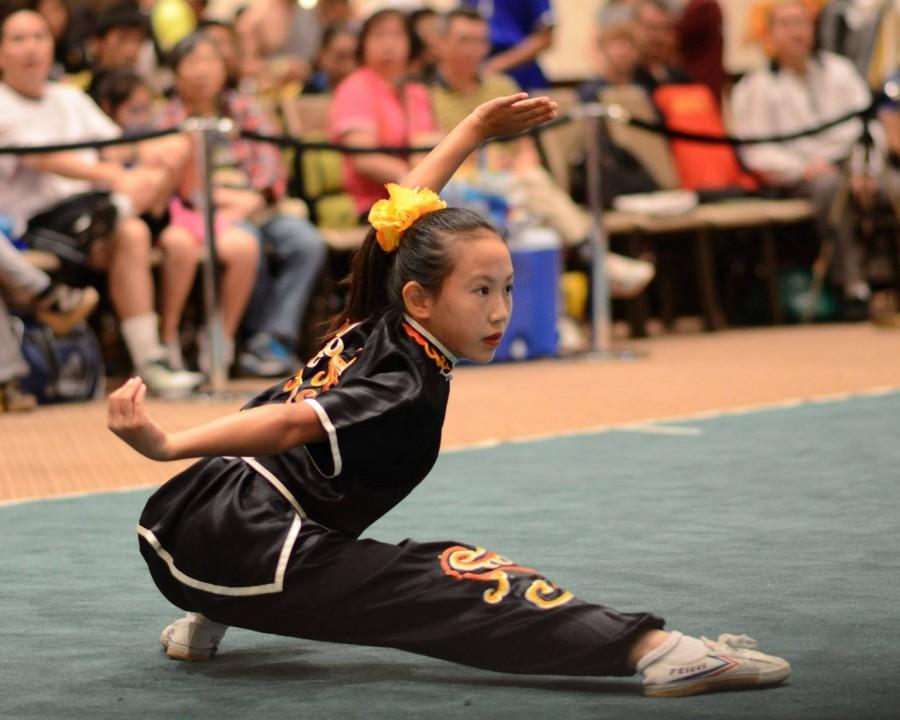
left=139, top=359, right=204, bottom=398
left=557, top=315, right=589, bottom=355
left=638, top=631, right=791, bottom=698
left=160, top=613, right=229, bottom=662
left=606, top=253, right=655, bottom=299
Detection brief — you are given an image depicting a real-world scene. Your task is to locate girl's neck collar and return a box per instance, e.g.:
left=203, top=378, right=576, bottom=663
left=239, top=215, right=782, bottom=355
left=402, top=314, right=458, bottom=367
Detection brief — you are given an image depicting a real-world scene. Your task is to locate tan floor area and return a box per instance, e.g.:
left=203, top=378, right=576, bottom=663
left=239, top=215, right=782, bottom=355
left=1, top=323, right=898, bottom=504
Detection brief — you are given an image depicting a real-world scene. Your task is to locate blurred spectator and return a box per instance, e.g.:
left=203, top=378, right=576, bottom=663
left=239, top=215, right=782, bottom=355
left=91, top=1, right=148, bottom=71
left=197, top=18, right=241, bottom=89
left=597, top=0, right=640, bottom=25
left=579, top=21, right=641, bottom=94
left=817, top=0, right=887, bottom=83
left=674, top=0, right=726, bottom=101
left=577, top=23, right=661, bottom=206
left=0, top=6, right=203, bottom=395
left=163, top=32, right=327, bottom=376
left=633, top=0, right=691, bottom=94
left=431, top=8, right=654, bottom=297
left=34, top=0, right=81, bottom=78
left=236, top=0, right=320, bottom=95
left=145, top=0, right=209, bottom=91
left=302, top=22, right=357, bottom=96
left=461, top=0, right=555, bottom=91
left=408, top=6, right=439, bottom=83
left=731, top=0, right=877, bottom=319
left=72, top=1, right=166, bottom=95
left=92, top=66, right=258, bottom=374
left=877, top=70, right=900, bottom=228
left=317, top=0, right=356, bottom=27
left=431, top=8, right=591, bottom=247
left=328, top=8, right=439, bottom=216
left=0, top=232, right=99, bottom=412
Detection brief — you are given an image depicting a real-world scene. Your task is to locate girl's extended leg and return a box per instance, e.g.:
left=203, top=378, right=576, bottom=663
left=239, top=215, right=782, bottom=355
left=147, top=517, right=664, bottom=677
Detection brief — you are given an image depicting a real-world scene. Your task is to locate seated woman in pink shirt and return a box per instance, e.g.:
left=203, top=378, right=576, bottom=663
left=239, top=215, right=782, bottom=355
left=328, top=8, right=440, bottom=217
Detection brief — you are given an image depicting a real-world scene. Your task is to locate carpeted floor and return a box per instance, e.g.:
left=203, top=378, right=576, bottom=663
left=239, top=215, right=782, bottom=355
left=1, top=392, right=898, bottom=719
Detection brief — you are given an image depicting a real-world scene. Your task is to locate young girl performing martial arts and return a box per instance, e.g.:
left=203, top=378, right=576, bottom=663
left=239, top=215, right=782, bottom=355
left=108, top=94, right=791, bottom=698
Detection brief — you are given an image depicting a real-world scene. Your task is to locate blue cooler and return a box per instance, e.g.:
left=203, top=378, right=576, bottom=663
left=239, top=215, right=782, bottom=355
left=495, top=227, right=560, bottom=362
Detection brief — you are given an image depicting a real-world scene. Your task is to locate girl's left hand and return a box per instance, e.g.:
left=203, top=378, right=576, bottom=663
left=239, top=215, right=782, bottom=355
left=107, top=378, right=172, bottom=461
left=469, top=93, right=558, bottom=143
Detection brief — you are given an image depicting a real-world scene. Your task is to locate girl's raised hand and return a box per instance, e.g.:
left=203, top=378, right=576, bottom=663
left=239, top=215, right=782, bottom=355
left=469, top=93, right=558, bottom=143
left=107, top=377, right=172, bottom=461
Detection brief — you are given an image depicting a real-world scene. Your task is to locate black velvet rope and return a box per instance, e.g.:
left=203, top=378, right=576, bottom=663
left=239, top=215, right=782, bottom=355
left=241, top=99, right=878, bottom=151
left=0, top=127, right=181, bottom=155
left=620, top=101, right=877, bottom=145
left=238, top=115, right=575, bottom=153
left=0, top=94, right=882, bottom=156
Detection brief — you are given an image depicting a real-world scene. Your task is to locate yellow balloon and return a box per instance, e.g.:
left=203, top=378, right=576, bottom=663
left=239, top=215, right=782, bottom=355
left=152, top=0, right=198, bottom=52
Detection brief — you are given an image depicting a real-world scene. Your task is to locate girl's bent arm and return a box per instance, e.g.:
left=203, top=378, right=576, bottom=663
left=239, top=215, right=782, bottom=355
left=108, top=378, right=326, bottom=461
left=402, top=93, right=557, bottom=194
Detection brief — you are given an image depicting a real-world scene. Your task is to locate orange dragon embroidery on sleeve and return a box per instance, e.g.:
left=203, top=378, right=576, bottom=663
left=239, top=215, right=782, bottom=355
left=283, top=324, right=361, bottom=403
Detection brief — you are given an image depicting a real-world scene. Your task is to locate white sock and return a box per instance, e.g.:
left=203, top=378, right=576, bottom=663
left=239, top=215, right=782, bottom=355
left=844, top=281, right=871, bottom=301
left=162, top=338, right=186, bottom=371
left=120, top=312, right=165, bottom=369
left=636, top=631, right=709, bottom=674
left=186, top=612, right=228, bottom=633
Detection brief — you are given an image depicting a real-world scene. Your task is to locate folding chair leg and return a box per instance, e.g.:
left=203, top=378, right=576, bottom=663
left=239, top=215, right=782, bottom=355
left=693, top=231, right=726, bottom=331
left=802, top=238, right=834, bottom=324
left=761, top=226, right=783, bottom=325
left=625, top=233, right=649, bottom=338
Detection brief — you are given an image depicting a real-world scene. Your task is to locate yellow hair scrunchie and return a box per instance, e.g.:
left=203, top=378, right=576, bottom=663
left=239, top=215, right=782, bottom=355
left=367, top=183, right=447, bottom=253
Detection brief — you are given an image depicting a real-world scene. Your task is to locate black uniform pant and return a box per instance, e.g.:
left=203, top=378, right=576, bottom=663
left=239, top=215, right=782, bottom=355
left=142, top=517, right=664, bottom=678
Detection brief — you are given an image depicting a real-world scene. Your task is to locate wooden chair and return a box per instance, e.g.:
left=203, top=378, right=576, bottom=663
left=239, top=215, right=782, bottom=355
left=599, top=85, right=816, bottom=330
left=280, top=94, right=368, bottom=251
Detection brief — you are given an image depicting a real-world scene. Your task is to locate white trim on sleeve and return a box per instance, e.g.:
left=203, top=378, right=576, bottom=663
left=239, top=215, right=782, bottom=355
left=303, top=397, right=342, bottom=477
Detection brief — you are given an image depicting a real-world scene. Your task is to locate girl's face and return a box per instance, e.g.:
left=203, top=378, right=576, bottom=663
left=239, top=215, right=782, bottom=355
left=174, top=40, right=226, bottom=105
left=414, top=230, right=513, bottom=363
left=113, top=83, right=153, bottom=131
left=362, top=14, right=409, bottom=76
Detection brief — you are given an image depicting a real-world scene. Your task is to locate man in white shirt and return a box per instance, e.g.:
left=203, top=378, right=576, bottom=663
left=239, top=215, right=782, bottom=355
left=731, top=0, right=875, bottom=318
left=0, top=6, right=202, bottom=396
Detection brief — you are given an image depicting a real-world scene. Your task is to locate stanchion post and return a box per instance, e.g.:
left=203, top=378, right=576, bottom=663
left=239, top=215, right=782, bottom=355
left=184, top=117, right=232, bottom=393
left=582, top=103, right=612, bottom=353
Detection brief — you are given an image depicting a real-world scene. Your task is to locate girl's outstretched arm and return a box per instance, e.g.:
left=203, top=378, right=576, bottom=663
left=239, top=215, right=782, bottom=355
left=107, top=378, right=326, bottom=461
left=402, top=93, right=557, bottom=194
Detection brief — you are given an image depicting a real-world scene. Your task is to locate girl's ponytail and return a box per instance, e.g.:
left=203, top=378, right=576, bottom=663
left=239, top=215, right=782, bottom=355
left=324, top=229, right=393, bottom=337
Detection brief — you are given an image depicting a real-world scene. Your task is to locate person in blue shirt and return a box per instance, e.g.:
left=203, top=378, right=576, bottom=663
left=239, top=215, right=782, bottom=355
left=462, top=0, right=555, bottom=91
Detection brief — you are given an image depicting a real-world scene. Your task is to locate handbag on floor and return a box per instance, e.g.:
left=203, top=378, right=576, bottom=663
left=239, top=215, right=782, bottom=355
left=11, top=316, right=105, bottom=404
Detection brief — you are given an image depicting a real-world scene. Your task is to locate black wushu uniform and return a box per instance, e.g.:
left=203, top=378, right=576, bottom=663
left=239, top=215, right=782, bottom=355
left=138, top=312, right=664, bottom=676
